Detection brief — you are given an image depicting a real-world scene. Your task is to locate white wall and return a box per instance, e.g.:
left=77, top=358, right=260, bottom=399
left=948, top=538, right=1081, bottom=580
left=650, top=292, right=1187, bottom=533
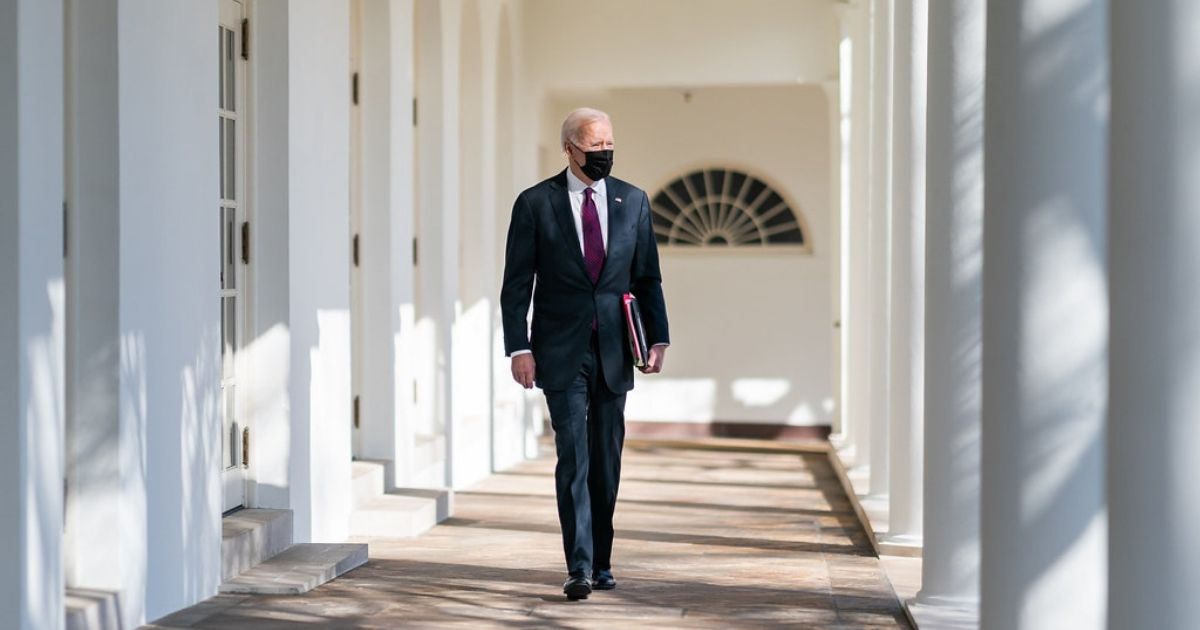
left=541, top=86, right=834, bottom=426
left=522, top=0, right=838, bottom=89
left=0, top=1, right=66, bottom=628
left=117, top=0, right=223, bottom=620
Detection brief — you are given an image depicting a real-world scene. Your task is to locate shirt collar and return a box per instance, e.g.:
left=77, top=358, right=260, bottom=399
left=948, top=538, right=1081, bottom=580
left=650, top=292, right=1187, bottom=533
left=566, top=168, right=606, bottom=197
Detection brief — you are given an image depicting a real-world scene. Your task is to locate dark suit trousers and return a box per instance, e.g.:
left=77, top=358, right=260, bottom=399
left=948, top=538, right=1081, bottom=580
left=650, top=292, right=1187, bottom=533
left=543, top=332, right=626, bottom=578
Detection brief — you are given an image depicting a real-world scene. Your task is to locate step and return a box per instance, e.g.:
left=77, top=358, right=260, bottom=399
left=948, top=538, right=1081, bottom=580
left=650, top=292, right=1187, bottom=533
left=410, top=433, right=448, bottom=487
left=221, top=508, right=293, bottom=582
left=217, top=543, right=368, bottom=595
left=352, top=460, right=386, bottom=509
left=413, top=432, right=446, bottom=472
left=349, top=488, right=453, bottom=539
left=65, top=588, right=121, bottom=630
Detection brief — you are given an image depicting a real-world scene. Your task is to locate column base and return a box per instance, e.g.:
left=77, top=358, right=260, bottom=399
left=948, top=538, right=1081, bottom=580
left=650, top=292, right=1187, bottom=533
left=830, top=437, right=859, bottom=469
left=907, top=594, right=978, bottom=630
left=878, top=532, right=923, bottom=557
left=854, top=493, right=893, bottom=555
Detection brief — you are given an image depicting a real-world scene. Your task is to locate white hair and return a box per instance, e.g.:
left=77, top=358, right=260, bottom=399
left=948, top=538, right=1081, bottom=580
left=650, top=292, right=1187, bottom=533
left=560, top=107, right=611, bottom=147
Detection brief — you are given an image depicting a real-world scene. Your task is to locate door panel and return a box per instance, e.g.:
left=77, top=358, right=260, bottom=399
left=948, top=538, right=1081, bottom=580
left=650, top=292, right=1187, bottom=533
left=220, top=0, right=246, bottom=512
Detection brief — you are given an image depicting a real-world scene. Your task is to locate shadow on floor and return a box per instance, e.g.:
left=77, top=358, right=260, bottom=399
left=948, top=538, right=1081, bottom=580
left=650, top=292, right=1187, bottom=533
left=150, top=558, right=909, bottom=629
left=144, top=442, right=910, bottom=629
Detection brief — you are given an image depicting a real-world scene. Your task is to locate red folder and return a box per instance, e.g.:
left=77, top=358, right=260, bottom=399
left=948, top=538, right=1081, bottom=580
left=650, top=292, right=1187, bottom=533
left=622, top=293, right=650, bottom=368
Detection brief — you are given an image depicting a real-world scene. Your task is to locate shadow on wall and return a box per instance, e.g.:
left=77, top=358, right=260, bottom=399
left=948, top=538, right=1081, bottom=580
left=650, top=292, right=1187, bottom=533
left=26, top=279, right=66, bottom=630
left=176, top=320, right=222, bottom=608
left=113, top=320, right=223, bottom=619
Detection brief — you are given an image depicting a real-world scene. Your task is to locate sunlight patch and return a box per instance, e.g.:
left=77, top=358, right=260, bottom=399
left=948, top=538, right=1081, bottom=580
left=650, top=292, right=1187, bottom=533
left=730, top=378, right=791, bottom=407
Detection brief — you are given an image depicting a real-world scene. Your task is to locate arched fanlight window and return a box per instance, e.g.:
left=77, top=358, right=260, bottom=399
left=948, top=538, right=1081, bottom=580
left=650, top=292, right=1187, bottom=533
left=650, top=168, right=807, bottom=248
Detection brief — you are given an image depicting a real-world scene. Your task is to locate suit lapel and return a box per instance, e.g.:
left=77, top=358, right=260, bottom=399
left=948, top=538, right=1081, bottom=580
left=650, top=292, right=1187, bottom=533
left=599, top=178, right=634, bottom=286
left=550, top=170, right=589, bottom=278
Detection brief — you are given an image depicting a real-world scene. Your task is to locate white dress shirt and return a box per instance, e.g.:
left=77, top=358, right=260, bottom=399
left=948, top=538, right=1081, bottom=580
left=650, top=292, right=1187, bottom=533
left=565, top=167, right=608, bottom=255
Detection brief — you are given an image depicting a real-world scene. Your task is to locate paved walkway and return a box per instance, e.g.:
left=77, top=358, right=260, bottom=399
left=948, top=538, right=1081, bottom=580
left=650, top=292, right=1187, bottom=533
left=150, top=442, right=910, bottom=629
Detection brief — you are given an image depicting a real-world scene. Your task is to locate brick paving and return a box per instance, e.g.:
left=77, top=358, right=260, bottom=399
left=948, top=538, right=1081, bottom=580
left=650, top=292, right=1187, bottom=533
left=149, top=442, right=911, bottom=629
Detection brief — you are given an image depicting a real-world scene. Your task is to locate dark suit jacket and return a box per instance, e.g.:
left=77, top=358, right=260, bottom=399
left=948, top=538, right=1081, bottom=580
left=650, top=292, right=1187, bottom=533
left=500, top=169, right=669, bottom=394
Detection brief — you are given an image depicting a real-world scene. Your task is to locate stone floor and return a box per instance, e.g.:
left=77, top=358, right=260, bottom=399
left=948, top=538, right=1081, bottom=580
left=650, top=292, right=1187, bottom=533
left=148, top=441, right=910, bottom=629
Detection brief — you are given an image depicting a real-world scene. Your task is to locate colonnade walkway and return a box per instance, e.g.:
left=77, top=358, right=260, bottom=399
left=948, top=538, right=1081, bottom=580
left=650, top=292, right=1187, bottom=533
left=148, top=442, right=910, bottom=628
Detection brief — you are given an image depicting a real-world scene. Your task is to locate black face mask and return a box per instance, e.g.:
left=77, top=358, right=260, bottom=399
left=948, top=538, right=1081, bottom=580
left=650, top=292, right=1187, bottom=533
left=572, top=143, right=614, bottom=181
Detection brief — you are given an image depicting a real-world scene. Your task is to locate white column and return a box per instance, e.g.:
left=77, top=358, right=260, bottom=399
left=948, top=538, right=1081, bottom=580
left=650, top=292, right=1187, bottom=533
left=827, top=73, right=844, bottom=440
left=865, top=0, right=892, bottom=499
left=437, top=0, right=463, bottom=489
left=0, top=0, right=65, bottom=628
left=451, top=0, right=494, bottom=489
left=913, top=0, right=983, bottom=620
left=475, top=0, right=500, bottom=471
left=1108, top=2, right=1200, bottom=628
left=254, top=2, right=355, bottom=544
left=63, top=0, right=146, bottom=626
left=387, top=0, right=419, bottom=488
left=834, top=2, right=872, bottom=468
left=883, top=0, right=925, bottom=547
left=291, top=1, right=353, bottom=543
left=357, top=0, right=419, bottom=492
left=980, top=1, right=1108, bottom=628
left=357, top=0, right=398, bottom=472
left=842, top=1, right=873, bottom=470
left=490, top=7, right=528, bottom=470
left=825, top=74, right=844, bottom=441
left=116, top=2, right=223, bottom=618
left=248, top=0, right=294, bottom=512
left=413, top=0, right=460, bottom=489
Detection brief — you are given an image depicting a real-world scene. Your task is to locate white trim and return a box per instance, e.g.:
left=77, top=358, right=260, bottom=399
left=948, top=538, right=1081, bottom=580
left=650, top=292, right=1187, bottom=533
left=219, top=0, right=249, bottom=513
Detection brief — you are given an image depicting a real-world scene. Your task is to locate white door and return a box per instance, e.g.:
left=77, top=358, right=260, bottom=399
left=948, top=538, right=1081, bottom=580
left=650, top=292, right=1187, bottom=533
left=219, top=0, right=247, bottom=512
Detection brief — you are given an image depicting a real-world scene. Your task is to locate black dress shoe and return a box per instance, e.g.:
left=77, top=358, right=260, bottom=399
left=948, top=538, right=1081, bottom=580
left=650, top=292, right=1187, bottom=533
left=591, top=570, right=616, bottom=590
left=563, top=575, right=592, bottom=600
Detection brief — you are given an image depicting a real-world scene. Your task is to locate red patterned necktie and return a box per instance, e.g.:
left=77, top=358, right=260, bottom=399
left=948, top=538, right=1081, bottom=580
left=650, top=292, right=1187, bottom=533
left=581, top=187, right=606, bottom=284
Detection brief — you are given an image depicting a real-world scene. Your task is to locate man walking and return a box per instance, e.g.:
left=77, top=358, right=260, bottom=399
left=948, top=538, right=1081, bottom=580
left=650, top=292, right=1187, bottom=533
left=500, top=108, right=670, bottom=600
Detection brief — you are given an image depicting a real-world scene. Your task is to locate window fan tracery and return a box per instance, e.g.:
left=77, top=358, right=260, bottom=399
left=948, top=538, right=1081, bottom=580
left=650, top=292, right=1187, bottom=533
left=650, top=168, right=806, bottom=248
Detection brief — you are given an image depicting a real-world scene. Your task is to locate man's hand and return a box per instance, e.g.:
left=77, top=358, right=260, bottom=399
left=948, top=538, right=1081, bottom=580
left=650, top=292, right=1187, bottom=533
left=639, top=345, right=667, bottom=374
left=511, top=353, right=536, bottom=389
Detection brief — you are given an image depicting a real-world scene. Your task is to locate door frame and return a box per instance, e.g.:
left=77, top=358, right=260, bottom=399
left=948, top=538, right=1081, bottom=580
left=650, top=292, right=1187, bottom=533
left=220, top=0, right=250, bottom=513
